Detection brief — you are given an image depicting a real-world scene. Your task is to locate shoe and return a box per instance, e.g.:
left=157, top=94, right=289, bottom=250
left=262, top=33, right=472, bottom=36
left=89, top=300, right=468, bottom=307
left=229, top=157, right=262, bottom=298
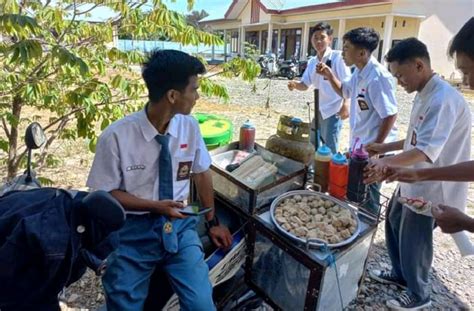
left=386, top=291, right=431, bottom=310
left=369, top=269, right=407, bottom=289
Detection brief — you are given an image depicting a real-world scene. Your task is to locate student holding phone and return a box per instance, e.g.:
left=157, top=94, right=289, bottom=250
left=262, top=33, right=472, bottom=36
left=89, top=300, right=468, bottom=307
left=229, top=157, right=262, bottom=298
left=87, top=50, right=232, bottom=311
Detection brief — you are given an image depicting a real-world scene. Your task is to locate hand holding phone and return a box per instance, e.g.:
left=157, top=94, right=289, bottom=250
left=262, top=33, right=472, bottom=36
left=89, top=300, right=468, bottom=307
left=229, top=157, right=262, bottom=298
left=177, top=203, right=213, bottom=216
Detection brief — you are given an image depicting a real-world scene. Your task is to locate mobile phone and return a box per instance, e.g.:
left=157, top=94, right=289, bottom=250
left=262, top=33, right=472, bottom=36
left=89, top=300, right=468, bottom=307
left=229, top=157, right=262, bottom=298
left=178, top=204, right=213, bottom=216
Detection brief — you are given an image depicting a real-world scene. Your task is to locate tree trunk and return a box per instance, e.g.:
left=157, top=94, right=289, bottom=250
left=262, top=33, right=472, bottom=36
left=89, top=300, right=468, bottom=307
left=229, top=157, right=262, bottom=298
left=7, top=96, right=22, bottom=180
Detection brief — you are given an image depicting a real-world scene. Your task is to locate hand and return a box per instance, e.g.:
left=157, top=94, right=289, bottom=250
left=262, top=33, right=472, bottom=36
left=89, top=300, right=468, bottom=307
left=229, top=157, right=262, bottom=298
left=316, top=62, right=333, bottom=79
left=287, top=81, right=297, bottom=91
left=338, top=104, right=349, bottom=120
left=365, top=143, right=386, bottom=158
left=209, top=225, right=233, bottom=250
left=432, top=204, right=473, bottom=233
left=363, top=158, right=388, bottom=184
left=384, top=166, right=421, bottom=183
left=152, top=200, right=186, bottom=219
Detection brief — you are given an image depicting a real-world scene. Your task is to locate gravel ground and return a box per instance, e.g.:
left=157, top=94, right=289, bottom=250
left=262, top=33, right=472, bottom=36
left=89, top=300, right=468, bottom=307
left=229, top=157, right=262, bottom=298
left=59, top=76, right=474, bottom=310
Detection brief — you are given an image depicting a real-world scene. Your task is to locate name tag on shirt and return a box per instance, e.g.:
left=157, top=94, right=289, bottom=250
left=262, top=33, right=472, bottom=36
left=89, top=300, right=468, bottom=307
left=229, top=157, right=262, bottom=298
left=177, top=161, right=192, bottom=181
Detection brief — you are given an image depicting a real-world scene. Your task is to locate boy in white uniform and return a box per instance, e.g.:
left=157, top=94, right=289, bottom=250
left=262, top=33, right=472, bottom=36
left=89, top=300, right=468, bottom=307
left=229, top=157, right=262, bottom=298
left=87, top=50, right=233, bottom=310
left=316, top=27, right=398, bottom=213
left=288, top=22, right=351, bottom=153
left=383, top=17, right=474, bottom=235
left=364, top=38, right=471, bottom=310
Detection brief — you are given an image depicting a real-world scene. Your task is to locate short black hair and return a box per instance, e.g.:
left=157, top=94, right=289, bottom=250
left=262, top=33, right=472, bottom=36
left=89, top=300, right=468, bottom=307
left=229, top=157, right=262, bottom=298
left=385, top=37, right=430, bottom=64
left=449, top=17, right=474, bottom=59
left=311, top=22, right=333, bottom=36
left=142, top=49, right=206, bottom=102
left=343, top=27, right=379, bottom=53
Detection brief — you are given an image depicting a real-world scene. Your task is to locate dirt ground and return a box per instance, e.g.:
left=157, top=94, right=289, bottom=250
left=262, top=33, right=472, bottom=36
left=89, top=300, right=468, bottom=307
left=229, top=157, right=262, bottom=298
left=1, top=77, right=473, bottom=310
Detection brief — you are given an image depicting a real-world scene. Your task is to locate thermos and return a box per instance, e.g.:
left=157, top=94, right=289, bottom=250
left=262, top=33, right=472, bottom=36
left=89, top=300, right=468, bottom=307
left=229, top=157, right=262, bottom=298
left=313, top=145, right=332, bottom=192
left=239, top=120, right=256, bottom=152
left=347, top=138, right=369, bottom=203
left=329, top=152, right=349, bottom=199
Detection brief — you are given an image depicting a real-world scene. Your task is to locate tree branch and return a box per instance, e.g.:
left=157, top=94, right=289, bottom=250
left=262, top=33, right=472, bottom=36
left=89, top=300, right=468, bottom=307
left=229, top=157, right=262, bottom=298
left=57, top=0, right=78, bottom=44
left=1, top=117, right=11, bottom=140
left=43, top=95, right=148, bottom=132
left=38, top=117, right=70, bottom=166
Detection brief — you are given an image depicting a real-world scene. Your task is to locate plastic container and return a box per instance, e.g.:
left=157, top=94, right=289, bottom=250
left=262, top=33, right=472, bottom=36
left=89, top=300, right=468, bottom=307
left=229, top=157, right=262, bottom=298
left=194, top=113, right=233, bottom=150
left=329, top=152, right=349, bottom=199
left=239, top=120, right=256, bottom=152
left=266, top=116, right=314, bottom=165
left=314, top=145, right=332, bottom=192
left=347, top=139, right=369, bottom=203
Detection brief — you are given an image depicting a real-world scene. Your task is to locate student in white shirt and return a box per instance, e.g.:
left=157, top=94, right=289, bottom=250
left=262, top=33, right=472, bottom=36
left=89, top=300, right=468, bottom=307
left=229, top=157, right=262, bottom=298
left=87, top=50, right=233, bottom=310
left=287, top=22, right=351, bottom=153
left=316, top=27, right=398, bottom=214
left=364, top=38, right=471, bottom=310
left=383, top=17, right=474, bottom=235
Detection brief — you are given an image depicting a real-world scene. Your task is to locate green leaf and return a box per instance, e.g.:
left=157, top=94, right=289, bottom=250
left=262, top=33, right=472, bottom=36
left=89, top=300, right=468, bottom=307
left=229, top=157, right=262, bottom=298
left=88, top=136, right=97, bottom=153
left=0, top=139, right=9, bottom=152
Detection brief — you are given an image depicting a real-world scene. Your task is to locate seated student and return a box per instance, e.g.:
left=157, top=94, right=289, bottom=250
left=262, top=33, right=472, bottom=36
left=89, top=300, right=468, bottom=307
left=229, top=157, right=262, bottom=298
left=383, top=17, right=474, bottom=235
left=316, top=27, right=398, bottom=214
left=87, top=50, right=233, bottom=311
left=288, top=22, right=351, bottom=153
left=364, top=38, right=471, bottom=310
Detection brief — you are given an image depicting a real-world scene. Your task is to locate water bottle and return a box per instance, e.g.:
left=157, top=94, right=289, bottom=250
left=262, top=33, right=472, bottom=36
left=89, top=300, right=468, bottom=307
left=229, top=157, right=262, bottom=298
left=347, top=139, right=369, bottom=203
left=329, top=152, right=349, bottom=199
left=314, top=145, right=332, bottom=192
left=239, top=120, right=256, bottom=152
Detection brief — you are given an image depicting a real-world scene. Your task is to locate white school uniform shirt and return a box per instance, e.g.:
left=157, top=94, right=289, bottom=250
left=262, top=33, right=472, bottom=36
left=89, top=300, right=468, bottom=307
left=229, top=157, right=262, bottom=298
left=301, top=48, right=351, bottom=120
left=400, top=74, right=472, bottom=255
left=86, top=108, right=211, bottom=215
left=342, top=56, right=398, bottom=148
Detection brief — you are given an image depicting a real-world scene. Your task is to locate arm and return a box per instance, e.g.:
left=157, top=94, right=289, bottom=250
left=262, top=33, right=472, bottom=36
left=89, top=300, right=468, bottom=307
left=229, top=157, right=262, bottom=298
left=338, top=98, right=350, bottom=120
left=386, top=160, right=474, bottom=183
left=192, top=170, right=215, bottom=221
left=87, top=132, right=184, bottom=218
left=316, top=62, right=343, bottom=97
left=432, top=205, right=474, bottom=233
left=335, top=53, right=352, bottom=120
left=366, top=139, right=405, bottom=157
left=374, top=114, right=397, bottom=143
left=288, top=80, right=309, bottom=91
left=364, top=148, right=429, bottom=184
left=110, top=190, right=185, bottom=218
left=193, top=170, right=232, bottom=249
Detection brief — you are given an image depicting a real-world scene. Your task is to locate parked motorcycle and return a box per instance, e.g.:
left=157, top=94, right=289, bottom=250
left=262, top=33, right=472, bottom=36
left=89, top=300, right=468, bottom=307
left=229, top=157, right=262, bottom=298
left=0, top=123, right=126, bottom=311
left=258, top=53, right=299, bottom=80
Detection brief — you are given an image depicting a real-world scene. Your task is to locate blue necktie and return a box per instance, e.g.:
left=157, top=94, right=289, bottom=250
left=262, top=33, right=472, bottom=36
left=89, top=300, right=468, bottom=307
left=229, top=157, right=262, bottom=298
left=155, top=134, right=178, bottom=253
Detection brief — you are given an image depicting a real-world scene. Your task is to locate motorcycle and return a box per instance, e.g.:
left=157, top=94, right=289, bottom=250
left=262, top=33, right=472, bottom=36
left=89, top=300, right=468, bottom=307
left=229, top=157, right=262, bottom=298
left=1, top=123, right=260, bottom=310
left=258, top=53, right=299, bottom=80
left=277, top=55, right=300, bottom=80
left=0, top=123, right=126, bottom=311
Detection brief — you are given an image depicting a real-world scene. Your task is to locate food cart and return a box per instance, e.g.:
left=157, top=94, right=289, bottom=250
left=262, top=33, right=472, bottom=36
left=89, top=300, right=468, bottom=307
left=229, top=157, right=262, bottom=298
left=199, top=139, right=386, bottom=310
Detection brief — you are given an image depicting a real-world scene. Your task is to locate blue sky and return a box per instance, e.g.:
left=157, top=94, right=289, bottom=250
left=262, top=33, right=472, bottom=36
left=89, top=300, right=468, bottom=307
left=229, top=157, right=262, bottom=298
left=165, top=0, right=233, bottom=20
left=88, top=0, right=337, bottom=22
